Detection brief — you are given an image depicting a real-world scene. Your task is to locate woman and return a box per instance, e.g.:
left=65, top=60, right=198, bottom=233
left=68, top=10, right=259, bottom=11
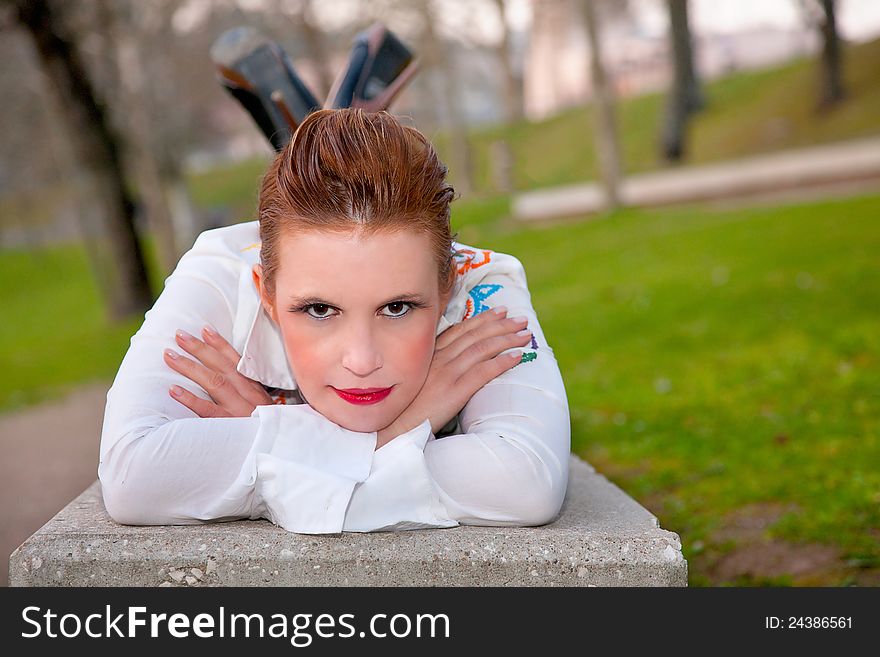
left=99, top=109, right=570, bottom=535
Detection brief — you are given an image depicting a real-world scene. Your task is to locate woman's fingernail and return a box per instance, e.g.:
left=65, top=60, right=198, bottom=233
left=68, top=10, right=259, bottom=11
left=511, top=315, right=528, bottom=323
left=516, top=329, right=532, bottom=336
left=176, top=329, right=192, bottom=342
left=492, top=306, right=507, bottom=315
left=203, top=325, right=218, bottom=338
left=164, top=349, right=178, bottom=360
left=508, top=350, right=523, bottom=360
left=170, top=385, right=183, bottom=397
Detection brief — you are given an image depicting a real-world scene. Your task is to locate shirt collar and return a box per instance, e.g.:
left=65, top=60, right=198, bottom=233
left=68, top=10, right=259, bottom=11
left=235, top=256, right=468, bottom=391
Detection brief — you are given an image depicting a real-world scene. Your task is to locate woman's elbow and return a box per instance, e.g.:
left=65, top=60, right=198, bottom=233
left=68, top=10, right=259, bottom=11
left=507, top=473, right=566, bottom=526
left=101, top=481, right=145, bottom=525
left=99, top=467, right=155, bottom=526
left=99, top=441, right=170, bottom=526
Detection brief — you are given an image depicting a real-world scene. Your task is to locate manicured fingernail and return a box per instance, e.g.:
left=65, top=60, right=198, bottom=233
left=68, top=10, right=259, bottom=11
left=164, top=349, right=178, bottom=360
left=176, top=329, right=192, bottom=342
left=511, top=315, right=528, bottom=323
left=516, top=329, right=532, bottom=336
left=508, top=350, right=523, bottom=360
left=492, top=306, right=507, bottom=315
left=203, top=325, right=218, bottom=338
left=170, top=385, right=183, bottom=397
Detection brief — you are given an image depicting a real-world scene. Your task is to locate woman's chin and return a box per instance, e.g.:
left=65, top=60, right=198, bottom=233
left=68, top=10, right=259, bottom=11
left=337, top=417, right=388, bottom=434
left=318, top=405, right=395, bottom=434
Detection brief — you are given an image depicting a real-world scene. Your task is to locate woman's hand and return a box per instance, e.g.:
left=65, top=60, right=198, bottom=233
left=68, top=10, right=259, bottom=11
left=375, top=307, right=532, bottom=449
left=163, top=326, right=274, bottom=417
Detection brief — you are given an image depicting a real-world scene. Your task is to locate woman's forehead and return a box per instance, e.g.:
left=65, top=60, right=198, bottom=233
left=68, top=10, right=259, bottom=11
left=274, top=227, right=439, bottom=298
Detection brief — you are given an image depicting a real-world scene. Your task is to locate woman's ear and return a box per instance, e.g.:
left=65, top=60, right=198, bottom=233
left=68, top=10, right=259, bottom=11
left=252, top=264, right=278, bottom=323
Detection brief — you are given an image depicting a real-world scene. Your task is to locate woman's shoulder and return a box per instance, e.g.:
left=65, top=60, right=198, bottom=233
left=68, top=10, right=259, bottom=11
left=451, top=241, right=528, bottom=286
left=447, top=242, right=531, bottom=323
left=181, top=221, right=263, bottom=267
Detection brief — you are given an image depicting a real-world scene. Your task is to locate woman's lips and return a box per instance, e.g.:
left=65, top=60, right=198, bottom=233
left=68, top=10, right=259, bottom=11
left=332, top=386, right=393, bottom=405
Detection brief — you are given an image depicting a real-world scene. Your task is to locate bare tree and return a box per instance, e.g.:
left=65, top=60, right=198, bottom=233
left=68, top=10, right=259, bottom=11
left=798, top=0, right=846, bottom=109
left=416, top=0, right=474, bottom=197
left=492, top=0, right=524, bottom=123
left=297, top=0, right=336, bottom=100
left=817, top=0, right=845, bottom=107
left=580, top=0, right=622, bottom=210
left=4, top=0, right=153, bottom=320
left=268, top=0, right=336, bottom=101
left=97, top=0, right=182, bottom=274
left=661, top=0, right=704, bottom=162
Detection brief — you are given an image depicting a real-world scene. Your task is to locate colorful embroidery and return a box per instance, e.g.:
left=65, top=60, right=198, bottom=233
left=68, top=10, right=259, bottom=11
left=463, top=284, right=503, bottom=319
left=453, top=248, right=493, bottom=276
left=241, top=242, right=261, bottom=252
left=520, top=352, right=537, bottom=364
left=272, top=390, right=287, bottom=405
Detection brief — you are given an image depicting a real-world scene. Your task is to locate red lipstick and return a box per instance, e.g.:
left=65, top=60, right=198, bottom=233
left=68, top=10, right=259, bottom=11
left=332, top=386, right=393, bottom=405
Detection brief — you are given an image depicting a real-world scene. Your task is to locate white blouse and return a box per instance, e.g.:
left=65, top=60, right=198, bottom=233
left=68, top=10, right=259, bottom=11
left=98, top=221, right=571, bottom=534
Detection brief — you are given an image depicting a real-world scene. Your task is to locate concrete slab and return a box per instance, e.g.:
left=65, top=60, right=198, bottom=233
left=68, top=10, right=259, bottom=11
left=0, top=383, right=107, bottom=588
left=9, top=455, right=687, bottom=587
left=513, top=137, right=880, bottom=220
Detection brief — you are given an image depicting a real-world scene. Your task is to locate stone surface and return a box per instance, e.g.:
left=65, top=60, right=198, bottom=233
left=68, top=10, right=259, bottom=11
left=513, top=137, right=880, bottom=220
left=9, top=455, right=687, bottom=587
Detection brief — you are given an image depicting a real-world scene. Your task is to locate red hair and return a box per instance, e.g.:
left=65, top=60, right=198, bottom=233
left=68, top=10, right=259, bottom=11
left=257, top=109, right=456, bottom=298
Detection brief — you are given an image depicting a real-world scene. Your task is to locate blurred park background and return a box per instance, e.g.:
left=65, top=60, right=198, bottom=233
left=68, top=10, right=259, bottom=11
left=0, top=0, right=878, bottom=587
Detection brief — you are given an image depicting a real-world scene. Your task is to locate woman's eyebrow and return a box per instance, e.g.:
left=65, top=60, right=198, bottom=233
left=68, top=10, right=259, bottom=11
left=287, top=292, right=430, bottom=309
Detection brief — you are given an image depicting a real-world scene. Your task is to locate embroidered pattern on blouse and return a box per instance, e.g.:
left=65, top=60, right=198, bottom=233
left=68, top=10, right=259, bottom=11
left=453, top=248, right=493, bottom=276
left=517, top=331, right=540, bottom=365
left=263, top=386, right=304, bottom=405
left=463, top=284, right=503, bottom=320
left=462, top=282, right=539, bottom=364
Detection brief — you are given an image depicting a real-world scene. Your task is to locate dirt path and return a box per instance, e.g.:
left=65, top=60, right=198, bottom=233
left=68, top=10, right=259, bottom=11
left=0, top=382, right=109, bottom=586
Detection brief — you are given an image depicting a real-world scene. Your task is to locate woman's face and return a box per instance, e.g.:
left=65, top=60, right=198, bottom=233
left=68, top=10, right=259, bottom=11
left=254, top=227, right=449, bottom=433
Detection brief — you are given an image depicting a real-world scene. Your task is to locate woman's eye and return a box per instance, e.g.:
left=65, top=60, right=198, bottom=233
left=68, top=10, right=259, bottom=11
left=382, top=302, right=411, bottom=318
left=306, top=304, right=337, bottom=319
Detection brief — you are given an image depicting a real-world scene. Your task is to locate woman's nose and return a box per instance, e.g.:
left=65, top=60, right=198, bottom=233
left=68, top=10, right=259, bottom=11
left=340, top=323, right=383, bottom=377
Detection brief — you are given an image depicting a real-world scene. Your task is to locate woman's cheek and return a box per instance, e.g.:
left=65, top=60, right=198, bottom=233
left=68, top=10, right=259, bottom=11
left=398, top=325, right=437, bottom=376
left=280, top=326, right=326, bottom=388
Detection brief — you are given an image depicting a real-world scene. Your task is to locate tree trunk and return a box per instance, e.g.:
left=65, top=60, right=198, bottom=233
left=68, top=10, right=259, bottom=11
left=581, top=0, right=622, bottom=210
left=818, top=0, right=845, bottom=108
left=661, top=0, right=703, bottom=162
left=113, top=26, right=182, bottom=275
left=418, top=0, right=473, bottom=197
left=492, top=0, right=524, bottom=123
left=11, top=0, right=153, bottom=320
left=299, top=0, right=335, bottom=101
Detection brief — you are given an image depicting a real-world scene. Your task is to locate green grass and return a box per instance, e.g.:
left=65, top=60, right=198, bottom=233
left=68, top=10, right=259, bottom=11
left=0, top=236, right=166, bottom=411
left=2, top=192, right=878, bottom=586
left=460, top=193, right=880, bottom=585
left=0, top=246, right=143, bottom=410
left=2, top=40, right=878, bottom=585
left=187, top=155, right=271, bottom=222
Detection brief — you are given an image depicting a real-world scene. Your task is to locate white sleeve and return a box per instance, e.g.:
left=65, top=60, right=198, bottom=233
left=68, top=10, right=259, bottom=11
left=98, top=236, right=377, bottom=535
left=343, top=253, right=570, bottom=531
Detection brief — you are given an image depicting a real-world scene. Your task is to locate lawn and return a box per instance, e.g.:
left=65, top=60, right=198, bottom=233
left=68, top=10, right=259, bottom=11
left=457, top=193, right=880, bottom=586
left=2, top=191, right=878, bottom=585
left=178, top=38, right=880, bottom=221
left=2, top=38, right=879, bottom=585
